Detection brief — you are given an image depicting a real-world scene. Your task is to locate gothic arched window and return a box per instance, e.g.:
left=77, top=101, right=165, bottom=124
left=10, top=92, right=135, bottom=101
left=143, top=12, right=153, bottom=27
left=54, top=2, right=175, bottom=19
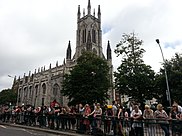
left=18, top=88, right=22, bottom=102
left=35, top=85, right=38, bottom=97
left=93, top=48, right=97, bottom=55
left=82, top=30, right=84, bottom=43
left=92, top=29, right=96, bottom=43
left=42, top=83, right=46, bottom=94
left=53, top=84, right=59, bottom=96
left=24, top=87, right=27, bottom=97
left=29, top=86, right=32, bottom=98
left=82, top=29, right=86, bottom=43
left=81, top=48, right=85, bottom=54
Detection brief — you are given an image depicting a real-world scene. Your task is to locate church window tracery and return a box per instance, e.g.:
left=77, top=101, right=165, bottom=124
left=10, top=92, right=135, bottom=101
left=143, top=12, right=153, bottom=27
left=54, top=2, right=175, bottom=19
left=42, top=83, right=46, bottom=94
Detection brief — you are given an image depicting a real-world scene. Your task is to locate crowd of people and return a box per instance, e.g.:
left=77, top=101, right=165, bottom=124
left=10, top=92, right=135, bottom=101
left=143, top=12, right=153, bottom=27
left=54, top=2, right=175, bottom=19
left=0, top=100, right=182, bottom=136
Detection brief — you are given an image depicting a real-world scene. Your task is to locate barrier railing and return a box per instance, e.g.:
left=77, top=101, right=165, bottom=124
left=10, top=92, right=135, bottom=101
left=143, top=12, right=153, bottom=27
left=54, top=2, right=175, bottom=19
left=0, top=112, right=182, bottom=136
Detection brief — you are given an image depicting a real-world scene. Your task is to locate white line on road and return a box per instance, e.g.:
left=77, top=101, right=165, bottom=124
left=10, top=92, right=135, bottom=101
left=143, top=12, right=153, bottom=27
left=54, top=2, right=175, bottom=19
left=22, top=129, right=43, bottom=136
left=0, top=125, right=6, bottom=128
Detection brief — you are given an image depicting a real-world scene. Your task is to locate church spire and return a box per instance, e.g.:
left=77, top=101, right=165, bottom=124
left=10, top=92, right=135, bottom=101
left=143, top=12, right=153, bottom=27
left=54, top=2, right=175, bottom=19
left=87, top=0, right=91, bottom=15
left=66, top=41, right=72, bottom=60
left=13, top=76, right=16, bottom=84
left=107, top=40, right=112, bottom=60
left=77, top=5, right=81, bottom=20
left=83, top=8, right=85, bottom=16
left=98, top=5, right=101, bottom=21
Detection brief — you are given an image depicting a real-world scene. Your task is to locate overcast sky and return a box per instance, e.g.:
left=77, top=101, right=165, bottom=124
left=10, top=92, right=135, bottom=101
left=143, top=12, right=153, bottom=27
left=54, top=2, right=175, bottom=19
left=0, top=0, right=182, bottom=91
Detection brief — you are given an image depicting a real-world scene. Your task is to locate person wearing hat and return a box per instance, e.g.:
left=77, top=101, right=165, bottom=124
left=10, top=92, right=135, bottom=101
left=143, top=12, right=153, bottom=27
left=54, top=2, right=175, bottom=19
left=154, top=104, right=169, bottom=136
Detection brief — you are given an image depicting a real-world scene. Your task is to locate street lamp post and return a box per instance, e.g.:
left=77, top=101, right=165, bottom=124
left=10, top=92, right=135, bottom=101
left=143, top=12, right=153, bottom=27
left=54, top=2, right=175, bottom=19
left=8, top=75, right=14, bottom=78
left=156, top=39, right=171, bottom=107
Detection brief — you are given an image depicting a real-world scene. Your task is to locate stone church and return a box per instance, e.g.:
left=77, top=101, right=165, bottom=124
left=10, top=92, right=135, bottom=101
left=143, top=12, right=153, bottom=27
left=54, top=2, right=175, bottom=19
left=12, top=0, right=113, bottom=107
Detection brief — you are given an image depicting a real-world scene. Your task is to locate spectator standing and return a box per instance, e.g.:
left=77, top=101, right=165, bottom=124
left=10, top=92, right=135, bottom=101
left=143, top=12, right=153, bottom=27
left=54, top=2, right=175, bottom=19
left=83, top=104, right=91, bottom=134
left=169, top=103, right=181, bottom=136
left=173, top=101, right=182, bottom=113
left=77, top=103, right=85, bottom=133
left=47, top=106, right=55, bottom=129
left=130, top=105, right=143, bottom=136
left=154, top=104, right=170, bottom=136
left=177, top=112, right=182, bottom=135
left=70, top=106, right=77, bottom=130
left=103, top=105, right=112, bottom=134
left=65, top=106, right=71, bottom=130
left=89, top=103, right=102, bottom=128
left=111, top=100, right=118, bottom=135
left=60, top=107, right=67, bottom=130
left=143, top=105, right=156, bottom=136
left=54, top=105, right=61, bottom=130
left=117, top=105, right=129, bottom=135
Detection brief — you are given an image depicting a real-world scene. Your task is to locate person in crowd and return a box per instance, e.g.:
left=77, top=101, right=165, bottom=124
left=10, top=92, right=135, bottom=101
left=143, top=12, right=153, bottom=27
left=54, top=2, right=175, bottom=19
left=25, top=105, right=32, bottom=126
left=83, top=104, right=91, bottom=134
left=11, top=106, right=16, bottom=123
left=111, top=100, right=118, bottom=135
left=88, top=103, right=102, bottom=135
left=143, top=105, right=156, bottom=136
left=65, top=106, right=71, bottom=130
left=89, top=103, right=102, bottom=128
left=35, top=106, right=42, bottom=127
left=77, top=103, right=85, bottom=132
left=130, top=104, right=143, bottom=136
left=47, top=106, right=55, bottom=129
left=20, top=104, right=25, bottom=124
left=15, top=106, right=21, bottom=124
left=79, top=103, right=84, bottom=114
left=154, top=104, right=170, bottom=136
left=1, top=105, right=5, bottom=122
left=43, top=106, right=48, bottom=127
left=4, top=104, right=11, bottom=123
left=60, top=106, right=67, bottom=130
left=173, top=101, right=182, bottom=113
left=29, top=106, right=35, bottom=126
left=178, top=112, right=182, bottom=135
left=54, top=104, right=60, bottom=130
left=69, top=106, right=77, bottom=130
left=117, top=105, right=129, bottom=135
left=103, top=105, right=112, bottom=134
left=169, top=103, right=181, bottom=136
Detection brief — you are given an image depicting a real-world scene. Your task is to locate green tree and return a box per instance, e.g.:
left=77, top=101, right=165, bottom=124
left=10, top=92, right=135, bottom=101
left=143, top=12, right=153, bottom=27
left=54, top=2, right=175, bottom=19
left=62, top=52, right=110, bottom=105
left=156, top=53, right=182, bottom=105
left=114, top=33, right=156, bottom=106
left=0, top=88, right=17, bottom=105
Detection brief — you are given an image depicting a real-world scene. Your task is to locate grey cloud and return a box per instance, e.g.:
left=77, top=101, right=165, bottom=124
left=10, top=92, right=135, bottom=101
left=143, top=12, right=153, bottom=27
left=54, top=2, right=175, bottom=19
left=0, top=0, right=182, bottom=90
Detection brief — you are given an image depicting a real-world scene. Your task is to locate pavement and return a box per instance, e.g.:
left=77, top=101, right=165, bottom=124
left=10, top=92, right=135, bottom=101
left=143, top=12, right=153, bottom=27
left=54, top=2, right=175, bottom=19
left=0, top=122, right=88, bottom=136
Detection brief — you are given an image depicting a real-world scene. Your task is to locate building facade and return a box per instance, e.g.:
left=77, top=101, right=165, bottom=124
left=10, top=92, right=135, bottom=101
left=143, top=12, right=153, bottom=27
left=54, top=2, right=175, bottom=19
left=13, top=0, right=113, bottom=107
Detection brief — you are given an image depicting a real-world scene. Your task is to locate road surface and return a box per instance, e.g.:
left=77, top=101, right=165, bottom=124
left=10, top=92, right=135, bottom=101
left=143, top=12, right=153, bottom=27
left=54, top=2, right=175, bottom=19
left=0, top=125, right=61, bottom=136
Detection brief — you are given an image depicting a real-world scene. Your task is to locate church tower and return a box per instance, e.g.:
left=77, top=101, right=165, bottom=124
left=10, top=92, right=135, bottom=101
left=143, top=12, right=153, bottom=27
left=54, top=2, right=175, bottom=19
left=74, top=0, right=103, bottom=60
left=14, top=0, right=114, bottom=108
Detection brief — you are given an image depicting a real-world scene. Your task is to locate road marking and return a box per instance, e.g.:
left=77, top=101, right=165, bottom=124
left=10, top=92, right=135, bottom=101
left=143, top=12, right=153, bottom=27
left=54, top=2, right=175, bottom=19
left=22, top=129, right=42, bottom=136
left=0, top=125, right=6, bottom=128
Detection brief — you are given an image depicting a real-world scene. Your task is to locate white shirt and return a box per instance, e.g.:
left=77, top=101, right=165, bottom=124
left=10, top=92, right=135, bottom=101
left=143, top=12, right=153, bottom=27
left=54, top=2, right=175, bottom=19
left=131, top=109, right=142, bottom=118
left=178, top=105, right=182, bottom=113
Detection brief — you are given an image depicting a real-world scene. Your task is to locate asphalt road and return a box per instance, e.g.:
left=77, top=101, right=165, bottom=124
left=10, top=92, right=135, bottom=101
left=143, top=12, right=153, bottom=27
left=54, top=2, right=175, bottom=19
left=0, top=125, right=61, bottom=136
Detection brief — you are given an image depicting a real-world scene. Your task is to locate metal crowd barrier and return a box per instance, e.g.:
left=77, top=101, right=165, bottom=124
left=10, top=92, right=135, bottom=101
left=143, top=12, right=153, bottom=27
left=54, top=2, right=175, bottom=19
left=0, top=112, right=182, bottom=136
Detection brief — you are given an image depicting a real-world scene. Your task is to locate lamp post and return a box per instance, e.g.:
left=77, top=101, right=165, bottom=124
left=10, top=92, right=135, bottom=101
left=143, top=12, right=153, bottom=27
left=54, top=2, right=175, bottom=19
left=156, top=39, right=171, bottom=107
left=8, top=75, right=14, bottom=78
left=8, top=75, right=14, bottom=88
